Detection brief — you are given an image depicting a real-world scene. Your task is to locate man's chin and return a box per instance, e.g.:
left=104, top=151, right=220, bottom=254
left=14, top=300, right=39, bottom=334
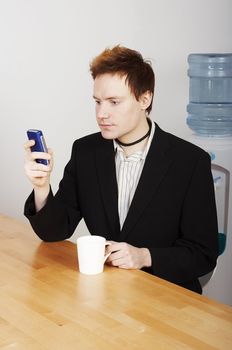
left=100, top=131, right=116, bottom=140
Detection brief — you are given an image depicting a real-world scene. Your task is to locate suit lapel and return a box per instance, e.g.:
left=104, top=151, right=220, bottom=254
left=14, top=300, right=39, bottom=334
left=119, top=124, right=173, bottom=240
left=95, top=140, right=120, bottom=238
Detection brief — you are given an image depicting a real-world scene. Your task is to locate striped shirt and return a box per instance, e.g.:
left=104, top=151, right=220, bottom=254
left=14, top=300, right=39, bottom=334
left=114, top=120, right=155, bottom=229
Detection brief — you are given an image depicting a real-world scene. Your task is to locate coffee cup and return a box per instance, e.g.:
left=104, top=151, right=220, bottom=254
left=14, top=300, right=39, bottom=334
left=77, top=235, right=111, bottom=275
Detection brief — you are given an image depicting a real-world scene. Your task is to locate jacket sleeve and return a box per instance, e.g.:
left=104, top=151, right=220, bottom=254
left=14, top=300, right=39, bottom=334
left=149, top=152, right=219, bottom=286
left=24, top=141, right=82, bottom=241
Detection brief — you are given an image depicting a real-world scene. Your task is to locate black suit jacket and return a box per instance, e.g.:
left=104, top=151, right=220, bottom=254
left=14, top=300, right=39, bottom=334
left=25, top=124, right=218, bottom=293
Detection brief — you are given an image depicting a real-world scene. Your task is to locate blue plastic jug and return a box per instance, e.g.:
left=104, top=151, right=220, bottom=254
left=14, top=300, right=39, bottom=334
left=186, top=54, right=232, bottom=136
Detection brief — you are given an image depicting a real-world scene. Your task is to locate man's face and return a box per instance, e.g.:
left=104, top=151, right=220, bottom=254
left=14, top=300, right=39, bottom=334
left=93, top=73, right=147, bottom=142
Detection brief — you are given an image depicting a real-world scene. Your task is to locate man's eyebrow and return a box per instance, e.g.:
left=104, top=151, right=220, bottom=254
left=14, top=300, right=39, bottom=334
left=93, top=95, right=122, bottom=100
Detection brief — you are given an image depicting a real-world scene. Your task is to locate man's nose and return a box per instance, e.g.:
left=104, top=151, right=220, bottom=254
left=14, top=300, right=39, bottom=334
left=96, top=104, right=109, bottom=119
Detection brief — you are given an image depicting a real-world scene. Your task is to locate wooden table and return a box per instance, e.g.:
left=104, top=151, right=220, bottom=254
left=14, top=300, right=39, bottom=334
left=0, top=215, right=232, bottom=350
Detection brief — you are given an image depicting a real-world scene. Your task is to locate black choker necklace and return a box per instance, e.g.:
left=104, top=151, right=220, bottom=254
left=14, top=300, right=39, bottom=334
left=116, top=119, right=152, bottom=147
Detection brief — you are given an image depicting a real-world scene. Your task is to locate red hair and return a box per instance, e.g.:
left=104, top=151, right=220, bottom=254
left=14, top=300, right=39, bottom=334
left=90, top=45, right=155, bottom=114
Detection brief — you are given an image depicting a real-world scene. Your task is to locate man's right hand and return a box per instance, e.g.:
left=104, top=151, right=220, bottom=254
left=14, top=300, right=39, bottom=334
left=24, top=140, right=53, bottom=211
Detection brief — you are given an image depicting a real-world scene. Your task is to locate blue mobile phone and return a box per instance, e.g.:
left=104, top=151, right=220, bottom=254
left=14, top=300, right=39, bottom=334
left=27, top=129, right=49, bottom=165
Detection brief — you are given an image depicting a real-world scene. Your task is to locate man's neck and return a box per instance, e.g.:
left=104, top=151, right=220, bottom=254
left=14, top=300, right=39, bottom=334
left=116, top=117, right=151, bottom=157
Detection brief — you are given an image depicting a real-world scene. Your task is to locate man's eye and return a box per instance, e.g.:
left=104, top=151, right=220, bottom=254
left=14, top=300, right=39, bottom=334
left=95, top=100, right=101, bottom=105
left=111, top=100, right=119, bottom=105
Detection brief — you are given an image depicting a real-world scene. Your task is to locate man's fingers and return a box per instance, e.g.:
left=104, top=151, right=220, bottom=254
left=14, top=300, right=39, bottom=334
left=107, top=249, right=125, bottom=261
left=24, top=140, right=35, bottom=152
left=107, top=242, right=126, bottom=253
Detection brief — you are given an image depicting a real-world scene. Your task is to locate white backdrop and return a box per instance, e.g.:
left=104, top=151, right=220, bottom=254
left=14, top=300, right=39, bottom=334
left=0, top=0, right=231, bottom=240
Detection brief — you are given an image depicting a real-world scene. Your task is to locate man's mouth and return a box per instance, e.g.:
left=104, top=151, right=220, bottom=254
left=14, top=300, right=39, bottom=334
left=99, top=123, right=114, bottom=127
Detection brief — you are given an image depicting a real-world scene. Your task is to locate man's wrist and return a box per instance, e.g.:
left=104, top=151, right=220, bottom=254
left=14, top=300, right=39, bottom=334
left=141, top=248, right=152, bottom=268
left=34, top=185, right=50, bottom=212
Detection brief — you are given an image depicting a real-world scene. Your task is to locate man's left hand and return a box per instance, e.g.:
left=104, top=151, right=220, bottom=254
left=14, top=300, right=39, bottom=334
left=105, top=241, right=152, bottom=270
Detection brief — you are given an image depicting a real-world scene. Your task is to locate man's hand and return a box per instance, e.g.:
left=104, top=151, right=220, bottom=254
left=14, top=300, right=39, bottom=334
left=24, top=140, right=53, bottom=212
left=106, top=242, right=152, bottom=270
left=24, top=140, right=53, bottom=189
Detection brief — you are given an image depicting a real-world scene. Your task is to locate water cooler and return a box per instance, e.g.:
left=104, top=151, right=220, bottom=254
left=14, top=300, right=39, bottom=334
left=186, top=53, right=232, bottom=305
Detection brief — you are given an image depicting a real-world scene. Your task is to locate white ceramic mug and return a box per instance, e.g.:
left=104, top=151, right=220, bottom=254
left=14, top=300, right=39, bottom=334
left=77, top=235, right=111, bottom=275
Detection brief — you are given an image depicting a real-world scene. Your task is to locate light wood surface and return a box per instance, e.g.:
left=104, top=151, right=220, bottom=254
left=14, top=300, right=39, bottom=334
left=0, top=214, right=232, bottom=350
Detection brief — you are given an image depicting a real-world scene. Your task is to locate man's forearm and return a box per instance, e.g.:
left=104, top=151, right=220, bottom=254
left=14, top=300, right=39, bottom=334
left=34, top=185, right=50, bottom=212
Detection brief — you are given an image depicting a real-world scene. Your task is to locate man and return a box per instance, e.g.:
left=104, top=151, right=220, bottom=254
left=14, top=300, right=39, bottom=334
left=24, top=45, right=218, bottom=293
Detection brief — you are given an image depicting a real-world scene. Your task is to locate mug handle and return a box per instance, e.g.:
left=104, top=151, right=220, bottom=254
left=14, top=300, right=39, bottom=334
left=104, top=242, right=112, bottom=262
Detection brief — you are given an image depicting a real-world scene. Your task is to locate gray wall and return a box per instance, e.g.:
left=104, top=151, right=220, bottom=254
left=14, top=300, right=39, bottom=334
left=0, top=0, right=231, bottom=240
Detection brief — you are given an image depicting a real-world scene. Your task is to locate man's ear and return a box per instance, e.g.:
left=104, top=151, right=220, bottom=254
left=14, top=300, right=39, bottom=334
left=139, top=91, right=153, bottom=111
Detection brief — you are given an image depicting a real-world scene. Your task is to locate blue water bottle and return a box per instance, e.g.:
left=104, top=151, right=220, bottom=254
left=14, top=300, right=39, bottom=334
left=187, top=53, right=232, bottom=137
